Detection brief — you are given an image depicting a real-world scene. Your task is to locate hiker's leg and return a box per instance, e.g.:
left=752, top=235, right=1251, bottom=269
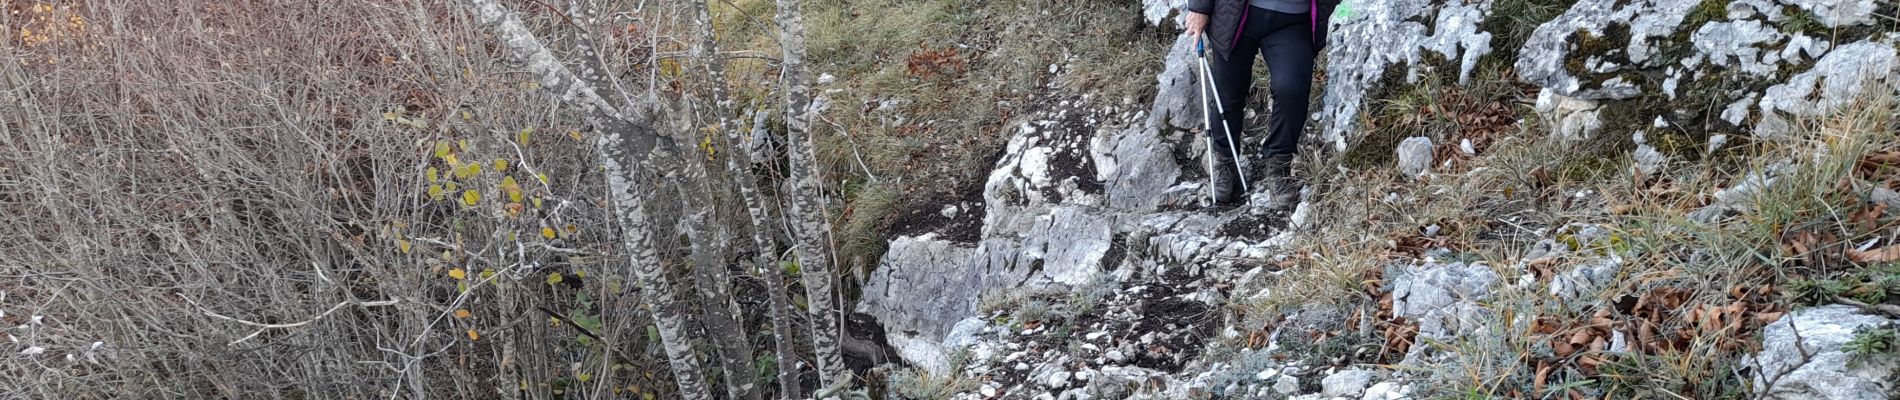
left=1205, top=18, right=1260, bottom=151
left=1259, top=12, right=1315, bottom=157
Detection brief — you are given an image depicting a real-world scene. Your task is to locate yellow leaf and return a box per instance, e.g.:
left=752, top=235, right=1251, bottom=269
left=494, top=159, right=509, bottom=172
left=549, top=316, right=562, bottom=326
left=542, top=227, right=557, bottom=239
left=462, top=110, right=474, bottom=121
left=532, top=197, right=544, bottom=209
left=456, top=163, right=482, bottom=179
left=565, top=223, right=579, bottom=235
left=461, top=190, right=480, bottom=206
left=458, top=139, right=470, bottom=151
left=398, top=239, right=412, bottom=254
left=578, top=373, right=591, bottom=383
left=466, top=329, right=480, bottom=341
left=502, top=177, right=523, bottom=203
left=480, top=268, right=496, bottom=279
left=454, top=309, right=472, bottom=318
left=427, top=184, right=445, bottom=200
left=536, top=173, right=549, bottom=184
left=426, top=167, right=439, bottom=183
left=444, top=153, right=461, bottom=167
left=568, top=130, right=583, bottom=141
left=443, top=181, right=459, bottom=191
left=433, top=140, right=451, bottom=158
left=546, top=272, right=564, bottom=285
left=518, top=128, right=534, bottom=144
left=575, top=270, right=587, bottom=279
left=449, top=268, right=467, bottom=280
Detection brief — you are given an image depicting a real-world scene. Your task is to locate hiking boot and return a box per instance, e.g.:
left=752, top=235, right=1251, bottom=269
left=1210, top=145, right=1244, bottom=206
left=1262, top=153, right=1299, bottom=208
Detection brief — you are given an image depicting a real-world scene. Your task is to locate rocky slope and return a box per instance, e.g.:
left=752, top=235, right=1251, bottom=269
left=859, top=0, right=1900, bottom=398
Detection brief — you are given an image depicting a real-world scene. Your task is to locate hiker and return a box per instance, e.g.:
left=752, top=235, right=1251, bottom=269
left=1184, top=0, right=1336, bottom=206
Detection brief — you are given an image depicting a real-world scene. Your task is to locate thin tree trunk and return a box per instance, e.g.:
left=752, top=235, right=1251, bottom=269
left=677, top=142, right=763, bottom=400
left=771, top=0, right=849, bottom=386
left=455, top=1, right=713, bottom=398
left=742, top=110, right=805, bottom=400
left=690, top=1, right=801, bottom=398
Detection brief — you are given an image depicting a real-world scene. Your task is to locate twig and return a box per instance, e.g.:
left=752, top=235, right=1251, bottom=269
left=1837, top=297, right=1900, bottom=318
left=187, top=295, right=400, bottom=345
left=535, top=307, right=604, bottom=342
left=816, top=114, right=879, bottom=183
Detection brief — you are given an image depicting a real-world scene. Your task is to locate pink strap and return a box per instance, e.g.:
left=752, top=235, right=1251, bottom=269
left=1231, top=6, right=1249, bottom=49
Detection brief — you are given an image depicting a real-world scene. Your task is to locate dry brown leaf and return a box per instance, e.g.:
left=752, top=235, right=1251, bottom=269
left=1534, top=361, right=1552, bottom=394
left=1848, top=245, right=1900, bottom=263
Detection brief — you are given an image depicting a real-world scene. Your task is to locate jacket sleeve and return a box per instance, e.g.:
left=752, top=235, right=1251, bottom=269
left=1187, top=0, right=1214, bottom=15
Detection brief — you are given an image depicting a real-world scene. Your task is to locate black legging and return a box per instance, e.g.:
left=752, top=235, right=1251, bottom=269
left=1205, top=6, right=1315, bottom=157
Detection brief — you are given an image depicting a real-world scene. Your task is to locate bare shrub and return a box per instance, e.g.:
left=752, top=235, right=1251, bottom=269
left=0, top=0, right=698, bottom=398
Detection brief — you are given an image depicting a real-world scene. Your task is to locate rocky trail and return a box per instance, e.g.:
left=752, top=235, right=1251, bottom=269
left=854, top=0, right=1900, bottom=398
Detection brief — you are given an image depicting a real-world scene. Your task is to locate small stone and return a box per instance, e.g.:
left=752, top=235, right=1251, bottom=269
left=940, top=205, right=960, bottom=218
left=1047, top=370, right=1072, bottom=388
left=1362, top=382, right=1399, bottom=400
left=1707, top=134, right=1729, bottom=154
left=1395, top=137, right=1433, bottom=177
left=1273, top=375, right=1299, bottom=395
left=1871, top=187, right=1900, bottom=210
left=980, top=385, right=998, bottom=397
left=1256, top=368, right=1279, bottom=380
left=1322, top=369, right=1377, bottom=397
left=1085, top=332, right=1108, bottom=341
left=1105, top=350, right=1126, bottom=362
left=1016, top=362, right=1032, bottom=371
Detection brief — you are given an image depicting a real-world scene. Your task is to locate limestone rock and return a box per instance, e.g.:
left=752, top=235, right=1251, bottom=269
left=1395, top=137, right=1434, bottom=177
left=1319, top=0, right=1493, bottom=151
left=1390, top=261, right=1498, bottom=339
left=1748, top=305, right=1899, bottom=399
left=1321, top=369, right=1378, bottom=397
left=857, top=235, right=988, bottom=374
left=1757, top=41, right=1899, bottom=138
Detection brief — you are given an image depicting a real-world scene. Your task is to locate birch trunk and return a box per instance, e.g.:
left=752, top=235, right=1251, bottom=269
left=771, top=0, right=849, bottom=385
left=691, top=1, right=802, bottom=398
left=456, top=1, right=713, bottom=398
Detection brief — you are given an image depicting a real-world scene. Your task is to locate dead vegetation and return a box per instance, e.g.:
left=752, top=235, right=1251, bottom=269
left=0, top=0, right=723, bottom=398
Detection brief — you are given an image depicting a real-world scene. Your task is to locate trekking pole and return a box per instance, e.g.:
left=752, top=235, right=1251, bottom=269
left=1197, top=37, right=1251, bottom=194
left=1196, top=37, right=1218, bottom=204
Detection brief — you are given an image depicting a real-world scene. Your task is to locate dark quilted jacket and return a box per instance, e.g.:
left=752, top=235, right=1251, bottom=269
left=1186, top=0, right=1339, bottom=61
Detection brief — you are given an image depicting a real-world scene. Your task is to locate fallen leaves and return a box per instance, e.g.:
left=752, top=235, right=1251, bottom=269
left=1847, top=245, right=1900, bottom=263
left=1535, top=285, right=1781, bottom=377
